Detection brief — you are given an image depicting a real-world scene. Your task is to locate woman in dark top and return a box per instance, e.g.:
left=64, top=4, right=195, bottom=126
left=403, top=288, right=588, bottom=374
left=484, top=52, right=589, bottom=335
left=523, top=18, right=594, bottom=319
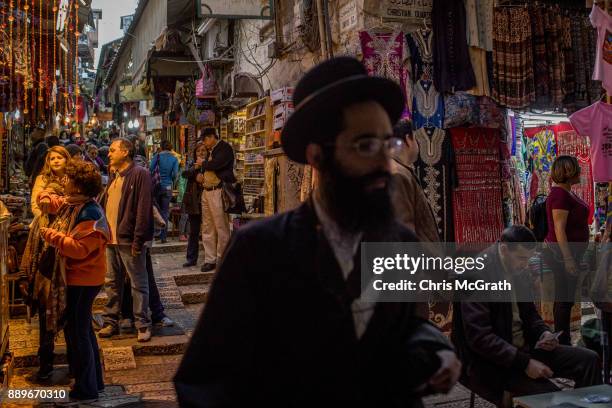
left=545, top=155, right=590, bottom=345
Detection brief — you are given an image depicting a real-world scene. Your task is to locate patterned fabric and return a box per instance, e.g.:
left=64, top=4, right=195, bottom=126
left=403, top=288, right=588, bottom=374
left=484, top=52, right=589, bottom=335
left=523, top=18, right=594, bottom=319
left=562, top=15, right=576, bottom=107
left=595, top=182, right=610, bottom=231
left=443, top=92, right=477, bottom=128
left=492, top=6, right=535, bottom=108
left=413, top=127, right=455, bottom=242
left=359, top=30, right=406, bottom=95
left=544, top=8, right=565, bottom=107
left=553, top=123, right=595, bottom=224
left=524, top=127, right=557, bottom=204
left=432, top=0, right=476, bottom=93
left=531, top=5, right=549, bottom=106
left=464, top=0, right=494, bottom=51
left=450, top=128, right=504, bottom=243
left=407, top=29, right=444, bottom=129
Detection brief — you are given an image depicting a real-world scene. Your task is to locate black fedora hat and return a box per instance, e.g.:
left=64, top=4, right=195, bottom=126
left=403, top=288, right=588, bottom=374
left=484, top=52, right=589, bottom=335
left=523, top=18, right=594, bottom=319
left=281, top=57, right=405, bottom=164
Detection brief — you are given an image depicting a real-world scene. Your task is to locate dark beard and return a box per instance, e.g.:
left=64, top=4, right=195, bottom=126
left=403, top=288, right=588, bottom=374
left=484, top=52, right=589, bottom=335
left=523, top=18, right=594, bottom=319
left=318, top=160, right=395, bottom=236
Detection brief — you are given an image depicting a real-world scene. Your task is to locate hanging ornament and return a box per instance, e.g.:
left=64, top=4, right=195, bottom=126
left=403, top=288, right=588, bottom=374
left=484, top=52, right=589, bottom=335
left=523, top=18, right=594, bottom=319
left=38, top=0, right=43, bottom=103
left=52, top=1, right=57, bottom=109
left=23, top=0, right=29, bottom=114
left=74, top=0, right=79, bottom=105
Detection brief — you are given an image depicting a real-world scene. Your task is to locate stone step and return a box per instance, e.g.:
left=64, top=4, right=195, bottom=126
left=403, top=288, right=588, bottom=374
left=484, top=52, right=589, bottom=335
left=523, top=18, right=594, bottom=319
left=13, top=334, right=190, bottom=368
left=150, top=241, right=188, bottom=255
left=173, top=271, right=215, bottom=286
left=178, top=284, right=210, bottom=305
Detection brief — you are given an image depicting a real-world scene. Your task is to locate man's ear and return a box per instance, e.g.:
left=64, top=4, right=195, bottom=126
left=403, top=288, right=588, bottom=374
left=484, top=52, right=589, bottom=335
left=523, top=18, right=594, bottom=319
left=305, top=143, right=323, bottom=170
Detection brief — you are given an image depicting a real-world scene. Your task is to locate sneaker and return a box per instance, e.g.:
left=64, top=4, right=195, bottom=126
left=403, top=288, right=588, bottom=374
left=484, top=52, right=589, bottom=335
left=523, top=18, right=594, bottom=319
left=98, top=324, right=118, bottom=338
left=201, top=263, right=216, bottom=272
left=182, top=261, right=197, bottom=268
left=119, top=318, right=134, bottom=330
left=179, top=235, right=188, bottom=242
left=137, top=327, right=152, bottom=342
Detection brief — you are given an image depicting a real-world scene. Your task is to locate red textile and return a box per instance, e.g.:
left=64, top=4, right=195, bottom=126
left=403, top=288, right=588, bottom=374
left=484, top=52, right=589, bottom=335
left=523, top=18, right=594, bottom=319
left=450, top=128, right=504, bottom=243
left=552, top=122, right=595, bottom=224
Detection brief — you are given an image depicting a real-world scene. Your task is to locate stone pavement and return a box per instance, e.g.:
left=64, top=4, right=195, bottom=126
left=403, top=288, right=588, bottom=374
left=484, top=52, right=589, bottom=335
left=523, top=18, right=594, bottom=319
left=5, top=243, right=208, bottom=407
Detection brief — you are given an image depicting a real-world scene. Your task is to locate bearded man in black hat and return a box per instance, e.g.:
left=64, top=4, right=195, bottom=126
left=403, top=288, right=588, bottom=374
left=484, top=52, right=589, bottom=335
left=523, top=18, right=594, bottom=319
left=174, top=57, right=460, bottom=407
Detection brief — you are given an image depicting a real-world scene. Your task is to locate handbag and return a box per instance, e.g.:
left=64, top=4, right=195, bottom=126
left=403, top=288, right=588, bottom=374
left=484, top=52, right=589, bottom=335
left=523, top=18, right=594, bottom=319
left=221, top=182, right=246, bottom=214
left=151, top=155, right=162, bottom=194
left=196, top=65, right=219, bottom=99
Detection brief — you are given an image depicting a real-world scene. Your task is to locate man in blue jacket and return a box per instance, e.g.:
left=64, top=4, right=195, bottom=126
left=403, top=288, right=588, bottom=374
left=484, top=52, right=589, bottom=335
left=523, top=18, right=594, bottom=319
left=150, top=139, right=179, bottom=243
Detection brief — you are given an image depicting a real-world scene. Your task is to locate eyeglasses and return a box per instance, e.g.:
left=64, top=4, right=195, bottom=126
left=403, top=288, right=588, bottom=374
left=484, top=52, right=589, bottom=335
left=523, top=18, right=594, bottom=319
left=330, top=137, right=404, bottom=157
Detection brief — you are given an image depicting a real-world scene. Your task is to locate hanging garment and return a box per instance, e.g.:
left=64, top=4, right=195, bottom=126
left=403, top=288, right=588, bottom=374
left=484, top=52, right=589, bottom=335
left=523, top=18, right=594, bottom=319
left=531, top=5, right=551, bottom=107
left=590, top=5, right=612, bottom=95
left=562, top=15, right=576, bottom=108
left=413, top=127, right=455, bottom=242
left=553, top=122, right=595, bottom=224
left=492, top=6, right=535, bottom=108
left=569, top=101, right=612, bottom=183
left=432, top=0, right=476, bottom=93
left=450, top=128, right=504, bottom=244
left=407, top=29, right=444, bottom=129
left=524, top=127, right=557, bottom=204
left=464, top=0, right=494, bottom=51
left=586, top=15, right=604, bottom=103
left=359, top=30, right=407, bottom=96
left=544, top=8, right=566, bottom=107
left=467, top=47, right=491, bottom=97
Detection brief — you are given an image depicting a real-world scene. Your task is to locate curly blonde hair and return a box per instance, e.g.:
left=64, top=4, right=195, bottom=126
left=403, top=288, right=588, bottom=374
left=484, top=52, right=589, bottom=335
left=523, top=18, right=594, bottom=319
left=40, top=145, right=71, bottom=184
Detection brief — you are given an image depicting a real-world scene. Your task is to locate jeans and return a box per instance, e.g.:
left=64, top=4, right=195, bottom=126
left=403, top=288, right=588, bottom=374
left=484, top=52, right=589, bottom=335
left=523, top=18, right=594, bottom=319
left=179, top=213, right=189, bottom=236
left=64, top=285, right=104, bottom=398
left=121, top=247, right=165, bottom=323
left=155, top=188, right=172, bottom=241
left=103, top=245, right=151, bottom=329
left=186, top=214, right=201, bottom=264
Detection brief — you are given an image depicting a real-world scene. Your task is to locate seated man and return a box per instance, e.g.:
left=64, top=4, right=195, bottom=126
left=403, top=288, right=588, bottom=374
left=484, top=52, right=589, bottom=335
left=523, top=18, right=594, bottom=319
left=452, top=226, right=601, bottom=406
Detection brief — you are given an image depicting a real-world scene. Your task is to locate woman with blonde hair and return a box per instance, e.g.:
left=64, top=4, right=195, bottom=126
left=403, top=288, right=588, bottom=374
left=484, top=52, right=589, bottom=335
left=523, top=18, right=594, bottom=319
left=18, top=145, right=70, bottom=381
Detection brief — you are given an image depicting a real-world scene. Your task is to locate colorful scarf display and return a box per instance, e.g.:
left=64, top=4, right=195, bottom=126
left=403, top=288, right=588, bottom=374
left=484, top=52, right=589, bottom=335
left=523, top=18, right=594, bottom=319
left=450, top=128, right=504, bottom=243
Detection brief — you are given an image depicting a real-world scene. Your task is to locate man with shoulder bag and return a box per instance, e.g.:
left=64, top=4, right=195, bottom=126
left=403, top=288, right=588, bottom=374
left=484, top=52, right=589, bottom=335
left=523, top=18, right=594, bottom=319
left=197, top=128, right=235, bottom=272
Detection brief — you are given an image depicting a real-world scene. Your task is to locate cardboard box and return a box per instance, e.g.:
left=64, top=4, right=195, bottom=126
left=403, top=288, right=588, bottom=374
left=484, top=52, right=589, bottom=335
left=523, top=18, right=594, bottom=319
left=271, top=87, right=294, bottom=104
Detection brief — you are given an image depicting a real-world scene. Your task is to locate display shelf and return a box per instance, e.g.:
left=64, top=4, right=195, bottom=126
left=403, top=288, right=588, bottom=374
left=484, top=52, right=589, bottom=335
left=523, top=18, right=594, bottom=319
left=243, top=145, right=266, bottom=151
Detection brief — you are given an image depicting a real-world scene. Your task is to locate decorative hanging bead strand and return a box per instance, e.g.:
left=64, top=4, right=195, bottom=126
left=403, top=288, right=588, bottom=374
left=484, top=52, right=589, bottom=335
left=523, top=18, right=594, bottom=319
left=23, top=0, right=28, bottom=115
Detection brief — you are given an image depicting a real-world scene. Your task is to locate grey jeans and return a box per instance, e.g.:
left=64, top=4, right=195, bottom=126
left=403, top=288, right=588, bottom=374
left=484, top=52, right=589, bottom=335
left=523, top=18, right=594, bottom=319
left=103, top=245, right=151, bottom=329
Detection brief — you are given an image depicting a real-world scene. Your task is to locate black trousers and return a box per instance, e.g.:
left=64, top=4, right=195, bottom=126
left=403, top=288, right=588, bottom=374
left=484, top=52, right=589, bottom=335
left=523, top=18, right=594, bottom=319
left=186, top=214, right=201, bottom=264
left=543, top=247, right=579, bottom=346
left=37, top=303, right=56, bottom=373
left=121, top=247, right=165, bottom=322
left=64, top=285, right=104, bottom=398
left=504, top=345, right=602, bottom=403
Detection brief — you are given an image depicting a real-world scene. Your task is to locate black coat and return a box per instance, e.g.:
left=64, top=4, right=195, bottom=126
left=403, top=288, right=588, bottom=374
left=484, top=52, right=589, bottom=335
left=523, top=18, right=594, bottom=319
left=451, top=245, right=550, bottom=404
left=181, top=164, right=202, bottom=215
left=174, top=201, right=453, bottom=407
left=201, top=140, right=236, bottom=183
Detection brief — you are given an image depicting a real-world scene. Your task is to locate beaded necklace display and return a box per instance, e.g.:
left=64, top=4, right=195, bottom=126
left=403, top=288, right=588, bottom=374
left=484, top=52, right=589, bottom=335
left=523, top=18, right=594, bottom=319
left=37, top=0, right=42, bottom=103
left=8, top=0, right=13, bottom=112
left=52, top=1, right=57, bottom=112
left=74, top=0, right=79, bottom=107
left=23, top=0, right=28, bottom=115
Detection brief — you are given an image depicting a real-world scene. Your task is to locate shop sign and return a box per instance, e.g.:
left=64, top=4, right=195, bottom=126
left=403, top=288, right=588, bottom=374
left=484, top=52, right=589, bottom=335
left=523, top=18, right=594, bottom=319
left=146, top=116, right=163, bottom=131
left=339, top=1, right=358, bottom=33
left=197, top=0, right=273, bottom=20
left=380, top=0, right=433, bottom=22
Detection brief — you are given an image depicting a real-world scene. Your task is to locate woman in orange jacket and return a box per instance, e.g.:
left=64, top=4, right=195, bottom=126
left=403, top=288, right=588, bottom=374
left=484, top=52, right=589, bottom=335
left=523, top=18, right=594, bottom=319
left=38, top=159, right=109, bottom=401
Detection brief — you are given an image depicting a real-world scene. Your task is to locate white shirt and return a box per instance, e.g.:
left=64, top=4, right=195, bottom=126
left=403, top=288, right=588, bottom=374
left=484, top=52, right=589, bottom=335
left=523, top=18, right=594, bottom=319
left=313, top=194, right=375, bottom=339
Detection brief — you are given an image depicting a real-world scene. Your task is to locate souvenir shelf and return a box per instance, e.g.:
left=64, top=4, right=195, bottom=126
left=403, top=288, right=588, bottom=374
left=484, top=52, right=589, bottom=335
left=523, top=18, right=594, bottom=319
left=228, top=110, right=247, bottom=183
left=243, top=97, right=272, bottom=210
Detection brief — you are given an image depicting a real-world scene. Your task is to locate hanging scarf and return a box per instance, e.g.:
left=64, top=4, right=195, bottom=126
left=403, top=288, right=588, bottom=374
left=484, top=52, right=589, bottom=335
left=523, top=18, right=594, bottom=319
left=19, top=180, right=66, bottom=297
left=39, top=194, right=91, bottom=335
